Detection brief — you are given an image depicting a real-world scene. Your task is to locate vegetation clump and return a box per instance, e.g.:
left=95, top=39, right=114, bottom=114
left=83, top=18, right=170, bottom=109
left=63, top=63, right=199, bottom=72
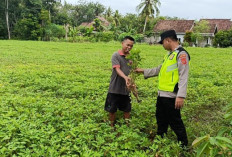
left=192, top=103, right=232, bottom=157
left=126, top=48, right=143, bottom=103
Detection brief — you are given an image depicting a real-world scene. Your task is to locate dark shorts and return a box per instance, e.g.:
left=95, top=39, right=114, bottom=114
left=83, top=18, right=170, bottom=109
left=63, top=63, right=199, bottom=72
left=104, top=93, right=131, bottom=113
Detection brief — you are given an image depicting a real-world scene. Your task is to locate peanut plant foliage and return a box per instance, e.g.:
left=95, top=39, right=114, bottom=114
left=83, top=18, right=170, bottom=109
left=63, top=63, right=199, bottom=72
left=126, top=48, right=143, bottom=103
left=0, top=41, right=231, bottom=156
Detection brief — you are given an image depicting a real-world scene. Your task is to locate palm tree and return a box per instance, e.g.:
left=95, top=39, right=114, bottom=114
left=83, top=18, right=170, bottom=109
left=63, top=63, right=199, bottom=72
left=113, top=10, right=120, bottom=27
left=105, top=7, right=112, bottom=18
left=136, top=0, right=160, bottom=34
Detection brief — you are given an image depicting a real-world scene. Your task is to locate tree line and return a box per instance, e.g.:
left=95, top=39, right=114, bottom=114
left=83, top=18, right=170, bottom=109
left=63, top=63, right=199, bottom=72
left=1, top=0, right=231, bottom=47
left=0, top=0, right=168, bottom=42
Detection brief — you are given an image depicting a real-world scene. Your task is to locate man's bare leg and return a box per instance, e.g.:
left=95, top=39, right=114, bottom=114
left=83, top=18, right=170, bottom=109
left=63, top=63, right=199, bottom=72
left=124, top=112, right=130, bottom=126
left=109, top=112, right=116, bottom=127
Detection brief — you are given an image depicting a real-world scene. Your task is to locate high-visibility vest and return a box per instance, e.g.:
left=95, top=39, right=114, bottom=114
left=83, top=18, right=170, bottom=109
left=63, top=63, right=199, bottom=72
left=158, top=47, right=190, bottom=92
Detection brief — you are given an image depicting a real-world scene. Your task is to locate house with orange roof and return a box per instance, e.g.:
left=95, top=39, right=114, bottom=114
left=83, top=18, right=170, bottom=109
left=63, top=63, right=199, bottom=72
left=150, top=19, right=232, bottom=47
left=151, top=20, right=195, bottom=44
left=79, top=16, right=110, bottom=30
left=200, top=19, right=232, bottom=31
left=196, top=19, right=232, bottom=46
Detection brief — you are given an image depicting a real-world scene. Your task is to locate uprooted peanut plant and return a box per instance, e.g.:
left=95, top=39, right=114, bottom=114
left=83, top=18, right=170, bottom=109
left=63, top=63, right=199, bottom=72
left=126, top=48, right=143, bottom=103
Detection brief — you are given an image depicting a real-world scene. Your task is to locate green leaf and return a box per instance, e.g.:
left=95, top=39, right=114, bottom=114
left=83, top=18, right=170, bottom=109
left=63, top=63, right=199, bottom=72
left=224, top=104, right=232, bottom=112
left=196, top=142, right=210, bottom=157
left=192, top=135, right=210, bottom=147
left=215, top=137, right=232, bottom=145
left=224, top=113, right=232, bottom=120
left=69, top=131, right=76, bottom=137
left=209, top=137, right=217, bottom=145
left=217, top=127, right=228, bottom=136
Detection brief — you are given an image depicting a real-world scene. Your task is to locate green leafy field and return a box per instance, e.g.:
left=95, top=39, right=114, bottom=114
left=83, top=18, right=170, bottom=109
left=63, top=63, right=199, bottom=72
left=0, top=40, right=231, bottom=156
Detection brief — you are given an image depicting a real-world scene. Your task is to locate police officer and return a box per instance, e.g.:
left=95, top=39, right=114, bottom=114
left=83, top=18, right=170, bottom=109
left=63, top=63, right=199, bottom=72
left=136, top=30, right=190, bottom=147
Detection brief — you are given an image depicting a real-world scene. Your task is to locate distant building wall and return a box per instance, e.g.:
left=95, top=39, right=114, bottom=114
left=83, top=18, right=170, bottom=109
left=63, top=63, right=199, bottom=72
left=177, top=34, right=185, bottom=43
left=144, top=36, right=156, bottom=44
left=152, top=33, right=185, bottom=44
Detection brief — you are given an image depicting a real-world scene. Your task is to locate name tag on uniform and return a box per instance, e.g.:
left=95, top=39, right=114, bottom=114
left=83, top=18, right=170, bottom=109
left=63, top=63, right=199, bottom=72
left=169, top=54, right=175, bottom=60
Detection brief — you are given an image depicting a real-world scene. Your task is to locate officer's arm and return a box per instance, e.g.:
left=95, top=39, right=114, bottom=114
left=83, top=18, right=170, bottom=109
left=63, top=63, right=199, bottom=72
left=143, top=65, right=162, bottom=79
left=177, top=51, right=190, bottom=98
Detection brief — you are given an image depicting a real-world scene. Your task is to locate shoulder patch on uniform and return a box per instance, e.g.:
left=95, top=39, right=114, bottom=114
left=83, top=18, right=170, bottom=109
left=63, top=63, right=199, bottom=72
left=181, top=58, right=187, bottom=65
left=179, top=53, right=188, bottom=65
left=179, top=54, right=186, bottom=59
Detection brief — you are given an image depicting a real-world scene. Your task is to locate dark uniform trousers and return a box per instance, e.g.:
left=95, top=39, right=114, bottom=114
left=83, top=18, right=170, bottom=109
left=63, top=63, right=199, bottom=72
left=156, top=96, right=188, bottom=146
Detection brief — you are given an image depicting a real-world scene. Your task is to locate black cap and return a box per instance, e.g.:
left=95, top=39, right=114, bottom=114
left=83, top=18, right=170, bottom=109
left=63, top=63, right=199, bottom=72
left=158, top=30, right=177, bottom=44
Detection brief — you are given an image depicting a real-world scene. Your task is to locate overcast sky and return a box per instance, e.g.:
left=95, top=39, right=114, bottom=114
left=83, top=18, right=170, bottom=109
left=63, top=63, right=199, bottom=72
left=62, top=0, right=232, bottom=20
